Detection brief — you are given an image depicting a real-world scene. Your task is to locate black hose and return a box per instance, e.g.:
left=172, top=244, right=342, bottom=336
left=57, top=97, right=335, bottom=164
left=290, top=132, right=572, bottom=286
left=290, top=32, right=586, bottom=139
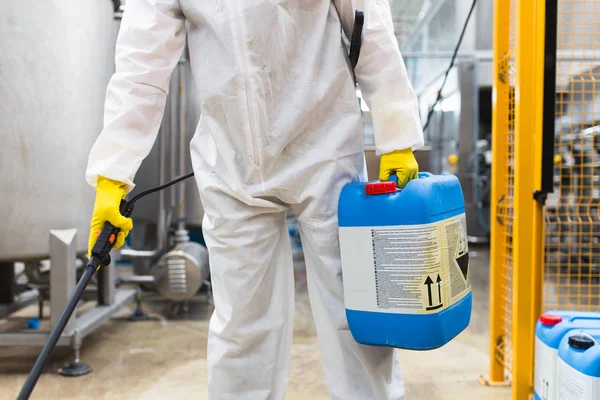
left=128, top=172, right=194, bottom=205
left=422, top=0, right=478, bottom=133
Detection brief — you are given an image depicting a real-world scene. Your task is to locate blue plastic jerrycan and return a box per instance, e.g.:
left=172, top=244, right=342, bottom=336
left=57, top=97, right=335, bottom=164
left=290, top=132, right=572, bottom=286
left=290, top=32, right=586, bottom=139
left=338, top=172, right=471, bottom=350
left=534, top=311, right=600, bottom=400
left=557, top=329, right=600, bottom=400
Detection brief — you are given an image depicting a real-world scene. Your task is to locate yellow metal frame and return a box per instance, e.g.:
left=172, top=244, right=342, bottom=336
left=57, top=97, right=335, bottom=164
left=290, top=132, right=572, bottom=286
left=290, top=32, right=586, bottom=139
left=488, top=0, right=600, bottom=398
left=487, top=0, right=510, bottom=385
left=512, top=0, right=546, bottom=397
left=487, top=0, right=547, bottom=398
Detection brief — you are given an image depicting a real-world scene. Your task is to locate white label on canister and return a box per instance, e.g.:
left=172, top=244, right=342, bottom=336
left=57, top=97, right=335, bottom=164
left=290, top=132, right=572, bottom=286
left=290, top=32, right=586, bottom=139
left=535, top=337, right=558, bottom=400
left=558, top=358, right=600, bottom=400
left=339, top=214, right=470, bottom=314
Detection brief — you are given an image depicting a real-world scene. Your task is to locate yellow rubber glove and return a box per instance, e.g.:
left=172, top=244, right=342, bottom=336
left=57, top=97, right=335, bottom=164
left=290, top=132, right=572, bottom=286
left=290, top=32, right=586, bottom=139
left=88, top=176, right=133, bottom=257
left=379, top=148, right=419, bottom=189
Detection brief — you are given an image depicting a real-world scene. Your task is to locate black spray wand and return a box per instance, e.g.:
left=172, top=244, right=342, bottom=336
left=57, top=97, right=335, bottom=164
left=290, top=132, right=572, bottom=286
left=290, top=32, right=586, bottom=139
left=17, top=172, right=195, bottom=400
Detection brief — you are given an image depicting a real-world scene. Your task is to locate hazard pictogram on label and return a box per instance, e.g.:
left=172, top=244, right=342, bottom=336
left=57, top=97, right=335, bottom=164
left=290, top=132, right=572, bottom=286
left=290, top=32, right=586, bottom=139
left=445, top=216, right=471, bottom=302
left=456, top=225, right=469, bottom=280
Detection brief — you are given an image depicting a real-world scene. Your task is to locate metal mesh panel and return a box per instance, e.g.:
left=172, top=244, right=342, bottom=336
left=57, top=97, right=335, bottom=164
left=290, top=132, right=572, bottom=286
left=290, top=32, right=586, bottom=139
left=543, top=0, right=600, bottom=311
left=493, top=0, right=517, bottom=376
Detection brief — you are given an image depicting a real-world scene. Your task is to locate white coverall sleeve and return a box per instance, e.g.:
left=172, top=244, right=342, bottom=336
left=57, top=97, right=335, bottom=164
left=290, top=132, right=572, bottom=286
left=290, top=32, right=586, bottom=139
left=86, top=0, right=186, bottom=192
left=333, top=0, right=424, bottom=155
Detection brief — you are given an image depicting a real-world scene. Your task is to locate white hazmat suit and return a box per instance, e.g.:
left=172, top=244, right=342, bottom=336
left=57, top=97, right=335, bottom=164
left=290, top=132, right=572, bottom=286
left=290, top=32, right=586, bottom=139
left=87, top=0, right=424, bottom=398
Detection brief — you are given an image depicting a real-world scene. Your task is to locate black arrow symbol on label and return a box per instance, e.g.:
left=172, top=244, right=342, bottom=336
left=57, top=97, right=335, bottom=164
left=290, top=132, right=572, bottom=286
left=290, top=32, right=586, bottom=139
left=425, top=275, right=444, bottom=311
left=424, top=276, right=434, bottom=307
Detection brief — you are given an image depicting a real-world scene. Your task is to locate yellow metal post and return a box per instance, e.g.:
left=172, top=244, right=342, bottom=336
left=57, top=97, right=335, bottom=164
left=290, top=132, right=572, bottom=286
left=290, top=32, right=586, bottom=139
left=511, top=0, right=546, bottom=398
left=486, top=0, right=510, bottom=385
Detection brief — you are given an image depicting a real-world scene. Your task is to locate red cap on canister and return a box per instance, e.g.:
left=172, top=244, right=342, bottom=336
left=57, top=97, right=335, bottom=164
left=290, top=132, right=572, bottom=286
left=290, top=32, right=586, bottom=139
left=539, top=314, right=563, bottom=327
left=365, top=181, right=397, bottom=195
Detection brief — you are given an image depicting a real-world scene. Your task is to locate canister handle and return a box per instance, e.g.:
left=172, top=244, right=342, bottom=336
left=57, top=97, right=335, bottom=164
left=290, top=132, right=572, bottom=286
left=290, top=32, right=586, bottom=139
left=385, top=172, right=432, bottom=183
left=366, top=172, right=433, bottom=196
left=382, top=172, right=432, bottom=187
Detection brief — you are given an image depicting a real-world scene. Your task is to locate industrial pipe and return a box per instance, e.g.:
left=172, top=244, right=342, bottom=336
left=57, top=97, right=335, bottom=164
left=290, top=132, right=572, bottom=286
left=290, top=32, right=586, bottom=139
left=116, top=275, right=155, bottom=285
left=177, top=61, right=187, bottom=236
left=120, top=123, right=167, bottom=259
left=121, top=50, right=193, bottom=256
left=170, top=67, right=178, bottom=212
left=174, top=54, right=190, bottom=244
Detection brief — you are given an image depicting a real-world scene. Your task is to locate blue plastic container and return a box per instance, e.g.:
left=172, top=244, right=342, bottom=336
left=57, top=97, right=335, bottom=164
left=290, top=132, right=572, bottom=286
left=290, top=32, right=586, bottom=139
left=557, top=329, right=600, bottom=400
left=534, top=311, right=600, bottom=400
left=338, top=172, right=471, bottom=350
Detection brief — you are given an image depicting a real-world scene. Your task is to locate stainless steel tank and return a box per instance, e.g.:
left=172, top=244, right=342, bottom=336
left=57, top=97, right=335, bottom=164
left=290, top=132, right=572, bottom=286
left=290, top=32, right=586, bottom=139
left=0, top=1, right=120, bottom=261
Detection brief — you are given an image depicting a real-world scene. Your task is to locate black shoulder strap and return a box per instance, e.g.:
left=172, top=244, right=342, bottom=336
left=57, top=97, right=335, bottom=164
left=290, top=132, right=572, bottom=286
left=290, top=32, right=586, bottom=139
left=349, top=10, right=364, bottom=72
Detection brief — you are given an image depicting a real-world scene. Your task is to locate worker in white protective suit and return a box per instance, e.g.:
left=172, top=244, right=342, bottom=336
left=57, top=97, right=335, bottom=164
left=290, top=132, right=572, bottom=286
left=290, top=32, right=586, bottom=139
left=87, top=0, right=424, bottom=398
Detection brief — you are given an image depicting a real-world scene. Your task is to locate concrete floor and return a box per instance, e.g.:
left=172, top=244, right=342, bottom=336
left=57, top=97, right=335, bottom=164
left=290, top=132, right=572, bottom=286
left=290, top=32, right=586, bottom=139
left=0, top=245, right=510, bottom=399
